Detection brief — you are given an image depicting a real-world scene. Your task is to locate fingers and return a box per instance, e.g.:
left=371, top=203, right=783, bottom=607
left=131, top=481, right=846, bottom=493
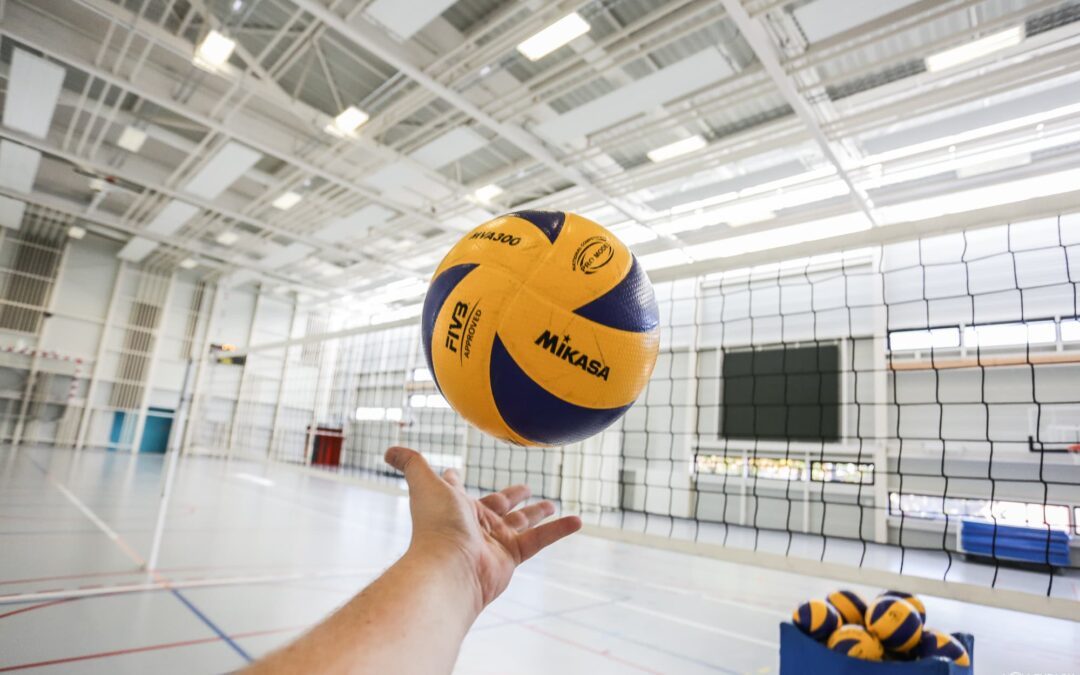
left=478, top=484, right=531, bottom=516
left=516, top=515, right=582, bottom=562
left=504, top=500, right=555, bottom=531
left=442, top=468, right=462, bottom=488
left=384, top=447, right=440, bottom=490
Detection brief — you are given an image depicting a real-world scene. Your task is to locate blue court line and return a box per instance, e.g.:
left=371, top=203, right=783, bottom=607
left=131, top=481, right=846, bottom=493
left=169, top=588, right=252, bottom=662
left=497, top=595, right=741, bottom=674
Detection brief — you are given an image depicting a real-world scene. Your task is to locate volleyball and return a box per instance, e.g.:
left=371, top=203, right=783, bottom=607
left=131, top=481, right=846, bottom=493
left=866, top=596, right=923, bottom=653
left=826, top=589, right=868, bottom=625
left=916, top=628, right=971, bottom=666
left=827, top=624, right=884, bottom=661
left=421, top=211, right=659, bottom=446
left=792, top=599, right=840, bottom=641
left=883, top=590, right=926, bottom=623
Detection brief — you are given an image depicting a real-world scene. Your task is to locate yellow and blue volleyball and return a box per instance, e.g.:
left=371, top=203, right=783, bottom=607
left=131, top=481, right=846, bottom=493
left=826, top=589, right=868, bottom=625
left=792, top=599, right=840, bottom=641
left=827, top=624, right=884, bottom=661
left=421, top=211, right=659, bottom=446
left=866, top=596, right=923, bottom=653
left=916, top=628, right=970, bottom=666
left=883, top=590, right=926, bottom=623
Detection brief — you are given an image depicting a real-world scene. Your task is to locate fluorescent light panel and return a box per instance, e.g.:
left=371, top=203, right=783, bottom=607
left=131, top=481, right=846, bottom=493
left=364, top=0, right=457, bottom=40
left=179, top=258, right=198, bottom=269
left=183, top=141, right=262, bottom=199
left=144, top=200, right=199, bottom=236
left=117, top=126, right=148, bottom=153
left=328, top=106, right=370, bottom=136
left=67, top=225, right=87, bottom=240
left=535, top=47, right=732, bottom=144
left=647, top=135, right=707, bottom=162
left=0, top=141, right=42, bottom=193
left=517, top=13, right=591, bottom=61
left=0, top=195, right=27, bottom=230
left=473, top=184, right=503, bottom=203
left=194, top=30, right=236, bottom=69
left=117, top=236, right=158, bottom=262
left=271, top=191, right=302, bottom=210
left=925, top=26, right=1024, bottom=72
left=216, top=231, right=239, bottom=245
left=2, top=49, right=66, bottom=140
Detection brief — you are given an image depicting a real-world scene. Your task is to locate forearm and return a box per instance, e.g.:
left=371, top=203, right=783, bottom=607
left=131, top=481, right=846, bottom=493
left=245, top=546, right=482, bottom=675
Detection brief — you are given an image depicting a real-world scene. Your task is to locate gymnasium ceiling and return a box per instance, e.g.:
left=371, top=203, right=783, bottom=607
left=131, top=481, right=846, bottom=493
left=1, top=0, right=1079, bottom=319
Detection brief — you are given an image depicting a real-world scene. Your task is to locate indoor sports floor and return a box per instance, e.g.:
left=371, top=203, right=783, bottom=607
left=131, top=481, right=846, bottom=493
left=1, top=446, right=1077, bottom=674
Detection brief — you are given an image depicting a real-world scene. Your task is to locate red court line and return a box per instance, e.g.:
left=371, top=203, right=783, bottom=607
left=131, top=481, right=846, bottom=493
left=0, top=625, right=304, bottom=672
left=485, top=610, right=663, bottom=675
left=0, top=598, right=77, bottom=620
left=0, top=562, right=354, bottom=587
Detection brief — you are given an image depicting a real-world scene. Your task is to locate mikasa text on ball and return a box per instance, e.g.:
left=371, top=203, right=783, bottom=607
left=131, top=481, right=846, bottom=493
left=421, top=211, right=659, bottom=447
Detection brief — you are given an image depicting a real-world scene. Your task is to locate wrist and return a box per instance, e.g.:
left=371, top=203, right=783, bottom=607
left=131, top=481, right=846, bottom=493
left=403, top=540, right=484, bottom=619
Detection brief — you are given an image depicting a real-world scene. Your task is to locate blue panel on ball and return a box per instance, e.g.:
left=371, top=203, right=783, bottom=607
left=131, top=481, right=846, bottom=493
left=490, top=334, right=632, bottom=446
left=573, top=256, right=658, bottom=332
left=508, top=210, right=565, bottom=244
left=421, top=263, right=478, bottom=392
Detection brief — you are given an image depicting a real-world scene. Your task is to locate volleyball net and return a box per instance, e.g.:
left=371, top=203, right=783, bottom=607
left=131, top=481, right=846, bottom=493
left=187, top=213, right=1080, bottom=607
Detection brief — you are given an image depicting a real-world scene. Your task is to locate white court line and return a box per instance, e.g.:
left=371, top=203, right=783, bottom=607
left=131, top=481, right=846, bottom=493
left=545, top=558, right=790, bottom=619
left=614, top=601, right=778, bottom=649
left=0, top=569, right=379, bottom=603
left=513, top=570, right=779, bottom=649
left=52, top=482, right=122, bottom=542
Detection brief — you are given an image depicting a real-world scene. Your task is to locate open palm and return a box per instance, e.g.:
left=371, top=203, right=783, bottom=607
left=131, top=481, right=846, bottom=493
left=385, top=446, right=582, bottom=608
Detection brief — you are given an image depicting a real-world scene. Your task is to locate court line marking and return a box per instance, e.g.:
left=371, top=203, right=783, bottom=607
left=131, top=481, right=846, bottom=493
left=0, top=625, right=305, bottom=672
left=488, top=597, right=740, bottom=674
left=513, top=570, right=779, bottom=649
left=0, top=569, right=379, bottom=604
left=19, top=453, right=255, bottom=663
left=544, top=558, right=790, bottom=618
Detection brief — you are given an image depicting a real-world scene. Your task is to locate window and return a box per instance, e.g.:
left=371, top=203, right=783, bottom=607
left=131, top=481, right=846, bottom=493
left=889, top=317, right=1078, bottom=352
left=696, top=456, right=875, bottom=484
left=354, top=406, right=402, bottom=422
left=889, top=493, right=1070, bottom=530
left=811, top=461, right=874, bottom=485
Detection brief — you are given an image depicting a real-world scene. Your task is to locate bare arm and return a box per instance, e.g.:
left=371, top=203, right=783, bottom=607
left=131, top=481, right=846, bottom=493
left=244, top=446, right=582, bottom=675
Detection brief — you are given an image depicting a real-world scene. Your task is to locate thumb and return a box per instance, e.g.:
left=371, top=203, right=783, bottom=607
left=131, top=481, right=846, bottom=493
left=385, top=446, right=440, bottom=489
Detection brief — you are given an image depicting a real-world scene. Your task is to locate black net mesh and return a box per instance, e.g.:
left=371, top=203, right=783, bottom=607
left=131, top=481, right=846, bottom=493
left=195, top=214, right=1080, bottom=601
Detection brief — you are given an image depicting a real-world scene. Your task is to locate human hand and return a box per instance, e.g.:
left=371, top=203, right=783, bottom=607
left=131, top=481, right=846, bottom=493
left=385, top=446, right=582, bottom=613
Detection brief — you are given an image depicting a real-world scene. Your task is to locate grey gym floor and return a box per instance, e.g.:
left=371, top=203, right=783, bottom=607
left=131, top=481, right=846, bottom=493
left=1, top=446, right=1076, bottom=674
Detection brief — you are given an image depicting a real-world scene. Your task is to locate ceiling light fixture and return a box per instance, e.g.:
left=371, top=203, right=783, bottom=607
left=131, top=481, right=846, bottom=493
left=67, top=225, right=86, bottom=240
left=517, top=12, right=591, bottom=61
left=216, top=231, right=239, bottom=246
left=473, top=183, right=503, bottom=204
left=194, top=30, right=236, bottom=70
left=271, top=191, right=302, bottom=210
left=925, top=26, right=1024, bottom=72
left=647, top=135, right=708, bottom=163
left=116, top=126, right=147, bottom=153
left=326, top=106, right=370, bottom=137
left=179, top=258, right=198, bottom=269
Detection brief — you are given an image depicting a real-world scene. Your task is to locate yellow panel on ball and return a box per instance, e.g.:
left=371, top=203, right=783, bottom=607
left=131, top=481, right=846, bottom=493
left=421, top=210, right=659, bottom=447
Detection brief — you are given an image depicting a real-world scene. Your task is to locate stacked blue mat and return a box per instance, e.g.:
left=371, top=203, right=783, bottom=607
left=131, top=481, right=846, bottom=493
left=959, top=519, right=1071, bottom=567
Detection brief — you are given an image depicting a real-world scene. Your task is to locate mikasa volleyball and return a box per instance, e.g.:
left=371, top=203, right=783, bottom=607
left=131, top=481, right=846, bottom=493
left=421, top=210, right=659, bottom=447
